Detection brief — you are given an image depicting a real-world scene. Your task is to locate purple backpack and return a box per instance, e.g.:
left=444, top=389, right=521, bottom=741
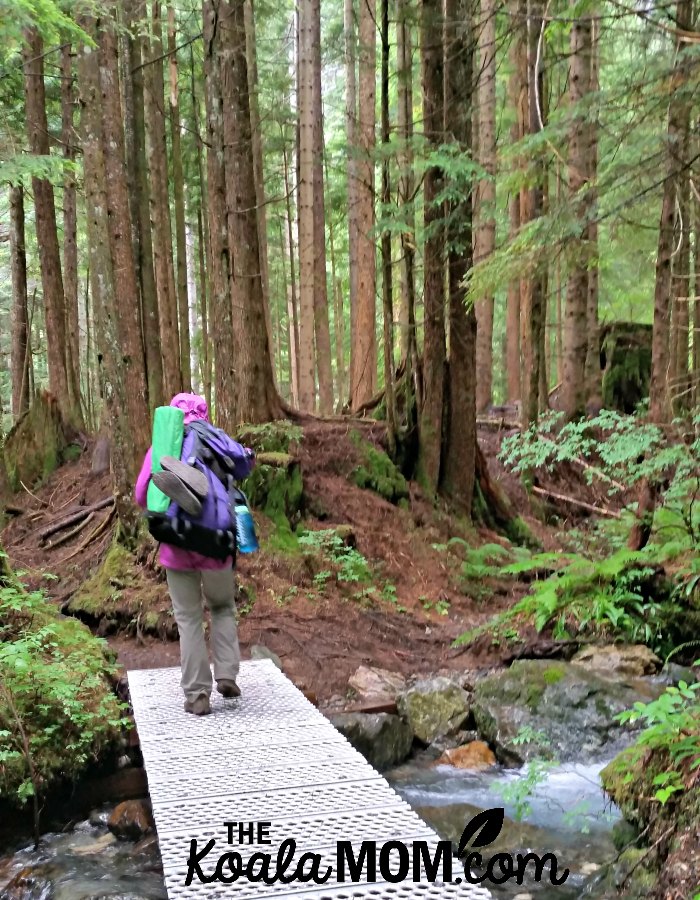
left=146, top=421, right=254, bottom=561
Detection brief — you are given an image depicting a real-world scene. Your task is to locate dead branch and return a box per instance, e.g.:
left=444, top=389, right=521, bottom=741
left=46, top=512, right=96, bottom=550
left=39, top=497, right=114, bottom=542
left=19, top=480, right=48, bottom=507
left=62, top=506, right=116, bottom=562
left=531, top=485, right=621, bottom=518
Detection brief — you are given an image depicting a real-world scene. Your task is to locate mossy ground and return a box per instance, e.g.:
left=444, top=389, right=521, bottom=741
left=349, top=431, right=409, bottom=504
left=2, top=392, right=75, bottom=492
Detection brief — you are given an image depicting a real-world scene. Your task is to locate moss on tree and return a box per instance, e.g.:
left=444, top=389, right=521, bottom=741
left=349, top=431, right=409, bottom=504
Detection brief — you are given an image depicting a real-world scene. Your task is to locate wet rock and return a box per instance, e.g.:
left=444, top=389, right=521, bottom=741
left=70, top=833, right=117, bottom=855
left=133, top=834, right=160, bottom=858
left=572, top=644, right=661, bottom=677
left=471, top=660, right=664, bottom=764
left=434, top=740, right=496, bottom=770
left=611, top=818, right=639, bottom=852
left=348, top=665, right=406, bottom=703
left=330, top=712, right=413, bottom=771
left=1, top=863, right=56, bottom=899
left=250, top=644, right=282, bottom=670
left=107, top=800, right=154, bottom=842
left=661, top=662, right=699, bottom=685
left=397, top=677, right=470, bottom=744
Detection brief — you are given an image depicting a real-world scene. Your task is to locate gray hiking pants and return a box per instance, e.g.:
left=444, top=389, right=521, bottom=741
left=166, top=565, right=240, bottom=702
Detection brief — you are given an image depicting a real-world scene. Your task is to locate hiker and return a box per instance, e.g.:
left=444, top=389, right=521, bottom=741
left=134, top=393, right=256, bottom=716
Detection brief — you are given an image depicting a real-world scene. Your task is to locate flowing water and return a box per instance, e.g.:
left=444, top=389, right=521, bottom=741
left=388, top=757, right=621, bottom=899
left=0, top=761, right=619, bottom=900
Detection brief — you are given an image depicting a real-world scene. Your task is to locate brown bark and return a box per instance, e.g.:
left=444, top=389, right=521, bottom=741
left=203, top=0, right=236, bottom=430
left=351, top=0, right=378, bottom=408
left=61, top=45, right=82, bottom=421
left=441, top=0, right=477, bottom=515
left=325, top=148, right=344, bottom=410
left=282, top=135, right=300, bottom=407
left=380, top=0, right=397, bottom=453
left=345, top=0, right=360, bottom=368
left=244, top=0, right=274, bottom=373
left=474, top=0, right=496, bottom=412
left=126, top=0, right=163, bottom=409
left=506, top=0, right=524, bottom=403
left=418, top=0, right=446, bottom=492
left=297, top=0, right=316, bottom=410
left=562, top=5, right=593, bottom=419
left=220, top=0, right=281, bottom=423
left=167, top=4, right=192, bottom=392
left=650, top=0, right=691, bottom=424
left=519, top=0, right=546, bottom=427
left=583, top=16, right=600, bottom=403
left=145, top=1, right=181, bottom=399
left=311, top=0, right=334, bottom=414
left=22, top=29, right=71, bottom=419
left=98, top=17, right=151, bottom=468
left=10, top=185, right=30, bottom=419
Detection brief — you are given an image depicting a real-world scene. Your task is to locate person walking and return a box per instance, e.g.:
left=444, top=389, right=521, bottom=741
left=135, top=393, right=255, bottom=715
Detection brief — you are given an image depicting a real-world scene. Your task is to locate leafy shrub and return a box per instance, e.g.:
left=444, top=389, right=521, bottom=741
left=0, top=563, right=126, bottom=817
left=298, top=528, right=372, bottom=584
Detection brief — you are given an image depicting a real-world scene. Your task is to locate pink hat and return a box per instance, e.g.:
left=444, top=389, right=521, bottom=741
left=170, top=392, right=209, bottom=425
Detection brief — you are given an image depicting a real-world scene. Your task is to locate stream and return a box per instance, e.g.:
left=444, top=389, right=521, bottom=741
left=0, top=761, right=620, bottom=900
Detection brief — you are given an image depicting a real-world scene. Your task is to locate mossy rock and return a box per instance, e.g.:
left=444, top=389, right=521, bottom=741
left=66, top=542, right=165, bottom=632
left=2, top=391, right=76, bottom=491
left=236, top=420, right=303, bottom=455
left=349, top=432, right=409, bottom=504
left=243, top=453, right=304, bottom=535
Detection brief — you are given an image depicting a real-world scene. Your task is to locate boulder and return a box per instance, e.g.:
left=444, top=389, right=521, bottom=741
left=348, top=665, right=406, bottom=703
left=471, top=660, right=664, bottom=765
left=251, top=644, right=283, bottom=670
left=107, top=800, right=154, bottom=841
left=330, top=712, right=413, bottom=771
left=434, top=740, right=496, bottom=770
left=397, top=677, right=471, bottom=744
left=572, top=644, right=661, bottom=678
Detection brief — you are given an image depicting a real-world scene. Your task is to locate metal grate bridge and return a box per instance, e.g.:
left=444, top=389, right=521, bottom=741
left=128, top=660, right=492, bottom=900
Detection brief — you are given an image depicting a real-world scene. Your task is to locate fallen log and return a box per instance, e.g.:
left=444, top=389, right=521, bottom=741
left=39, top=496, right=114, bottom=542
left=531, top=485, right=621, bottom=519
left=46, top=512, right=96, bottom=550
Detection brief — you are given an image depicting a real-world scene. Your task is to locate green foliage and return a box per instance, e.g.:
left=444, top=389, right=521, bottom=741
left=0, top=571, right=126, bottom=808
left=236, top=420, right=303, bottom=454
left=298, top=528, right=372, bottom=585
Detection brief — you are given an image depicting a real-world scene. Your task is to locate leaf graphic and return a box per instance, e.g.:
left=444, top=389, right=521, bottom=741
left=457, top=808, right=505, bottom=855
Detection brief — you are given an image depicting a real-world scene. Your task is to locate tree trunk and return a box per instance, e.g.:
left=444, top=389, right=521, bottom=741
left=345, top=0, right=360, bottom=373
left=297, top=0, right=316, bottom=410
left=583, top=16, right=600, bottom=405
left=61, top=45, right=82, bottom=421
left=474, top=0, right=496, bottom=412
left=650, top=0, right=691, bottom=424
left=380, top=0, right=397, bottom=454
left=519, top=0, right=546, bottom=427
left=221, top=0, right=281, bottom=423
left=244, top=0, right=275, bottom=374
left=23, top=28, right=71, bottom=421
left=9, top=185, right=30, bottom=419
left=505, top=0, right=525, bottom=404
left=325, top=147, right=344, bottom=410
left=351, top=0, right=378, bottom=408
left=167, top=4, right=192, bottom=392
left=126, top=0, right=163, bottom=410
left=562, top=4, right=593, bottom=419
left=78, top=17, right=141, bottom=536
left=282, top=135, right=300, bottom=407
left=397, top=0, right=415, bottom=364
left=441, top=0, right=477, bottom=515
left=98, top=16, right=151, bottom=467
left=203, top=0, right=236, bottom=430
left=145, top=2, right=181, bottom=399
left=418, top=0, right=445, bottom=492
left=311, top=0, right=334, bottom=414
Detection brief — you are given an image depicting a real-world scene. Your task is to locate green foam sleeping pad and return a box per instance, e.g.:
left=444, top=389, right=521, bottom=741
left=147, top=406, right=185, bottom=513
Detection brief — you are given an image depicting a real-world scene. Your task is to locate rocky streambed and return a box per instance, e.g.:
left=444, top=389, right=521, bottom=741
left=0, top=648, right=687, bottom=900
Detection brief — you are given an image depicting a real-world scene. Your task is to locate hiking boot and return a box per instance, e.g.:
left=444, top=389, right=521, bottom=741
left=152, top=470, right=203, bottom=517
left=160, top=456, right=209, bottom=498
left=217, top=679, right=241, bottom=698
left=184, top=694, right=211, bottom=716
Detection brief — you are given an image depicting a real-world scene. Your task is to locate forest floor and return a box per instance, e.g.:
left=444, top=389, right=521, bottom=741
left=0, top=417, right=612, bottom=704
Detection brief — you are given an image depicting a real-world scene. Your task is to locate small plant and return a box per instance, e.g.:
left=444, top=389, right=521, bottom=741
left=422, top=596, right=450, bottom=616
left=298, top=529, right=372, bottom=584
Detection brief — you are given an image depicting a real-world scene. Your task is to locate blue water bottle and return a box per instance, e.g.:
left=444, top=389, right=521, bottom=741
left=234, top=491, right=259, bottom=553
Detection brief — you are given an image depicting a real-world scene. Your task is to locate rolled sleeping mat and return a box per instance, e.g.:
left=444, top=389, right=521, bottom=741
left=147, top=406, right=185, bottom=513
